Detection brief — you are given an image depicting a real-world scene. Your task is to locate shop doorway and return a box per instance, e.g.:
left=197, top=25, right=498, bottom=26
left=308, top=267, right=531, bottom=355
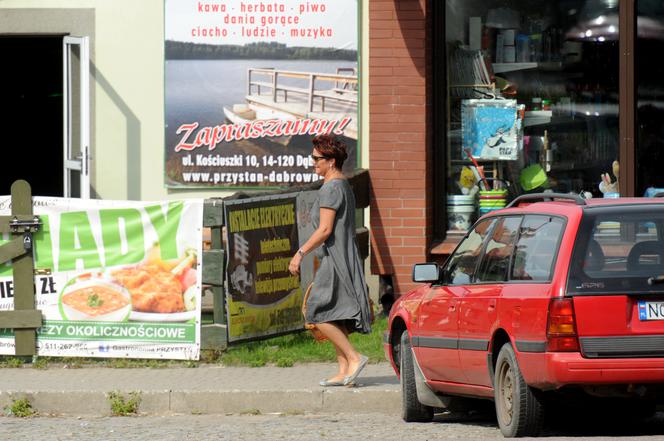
left=0, top=36, right=63, bottom=196
left=0, top=35, right=90, bottom=198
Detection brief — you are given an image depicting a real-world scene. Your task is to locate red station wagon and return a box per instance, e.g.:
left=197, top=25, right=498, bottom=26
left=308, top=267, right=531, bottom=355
left=384, top=193, right=664, bottom=437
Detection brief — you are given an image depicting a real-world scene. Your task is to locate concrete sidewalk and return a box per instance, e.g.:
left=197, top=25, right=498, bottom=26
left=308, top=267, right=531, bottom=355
left=0, top=362, right=400, bottom=416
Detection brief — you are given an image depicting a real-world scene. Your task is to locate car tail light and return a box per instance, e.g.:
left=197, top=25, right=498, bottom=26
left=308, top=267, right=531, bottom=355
left=546, top=298, right=579, bottom=352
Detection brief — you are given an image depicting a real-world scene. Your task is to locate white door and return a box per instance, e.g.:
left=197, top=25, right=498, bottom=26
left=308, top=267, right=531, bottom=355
left=63, top=36, right=90, bottom=199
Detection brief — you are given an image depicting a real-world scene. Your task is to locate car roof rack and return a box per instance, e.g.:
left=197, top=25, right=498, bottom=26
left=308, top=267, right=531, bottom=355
left=506, top=192, right=587, bottom=208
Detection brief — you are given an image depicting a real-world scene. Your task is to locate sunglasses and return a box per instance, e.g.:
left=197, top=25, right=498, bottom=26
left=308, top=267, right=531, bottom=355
left=311, top=154, right=329, bottom=162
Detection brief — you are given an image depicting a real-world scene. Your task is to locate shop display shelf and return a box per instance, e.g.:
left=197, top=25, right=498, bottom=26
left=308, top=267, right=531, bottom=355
left=492, top=61, right=565, bottom=74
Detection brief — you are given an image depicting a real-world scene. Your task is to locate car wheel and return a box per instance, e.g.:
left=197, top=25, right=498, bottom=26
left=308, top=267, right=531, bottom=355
left=494, top=343, right=544, bottom=437
left=400, top=332, right=434, bottom=422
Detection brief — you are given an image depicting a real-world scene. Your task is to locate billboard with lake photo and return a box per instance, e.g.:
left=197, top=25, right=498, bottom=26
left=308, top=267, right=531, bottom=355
left=164, top=0, right=359, bottom=188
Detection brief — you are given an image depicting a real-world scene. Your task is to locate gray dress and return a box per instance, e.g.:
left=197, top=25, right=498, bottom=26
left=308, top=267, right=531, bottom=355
left=305, top=179, right=372, bottom=334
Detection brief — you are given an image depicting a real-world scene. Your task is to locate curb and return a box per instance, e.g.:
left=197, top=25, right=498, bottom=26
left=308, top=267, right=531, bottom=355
left=0, top=388, right=401, bottom=416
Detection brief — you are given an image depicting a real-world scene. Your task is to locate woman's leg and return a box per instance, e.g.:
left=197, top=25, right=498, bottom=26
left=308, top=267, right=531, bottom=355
left=331, top=324, right=351, bottom=379
left=327, top=344, right=349, bottom=382
left=317, top=322, right=361, bottom=376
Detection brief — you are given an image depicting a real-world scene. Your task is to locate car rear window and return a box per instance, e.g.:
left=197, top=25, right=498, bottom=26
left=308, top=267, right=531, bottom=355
left=567, top=205, right=664, bottom=295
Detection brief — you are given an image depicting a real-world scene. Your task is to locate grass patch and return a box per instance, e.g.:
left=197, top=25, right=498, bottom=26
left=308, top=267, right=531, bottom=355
left=60, top=357, right=83, bottom=369
left=0, top=357, right=25, bottom=368
left=0, top=315, right=388, bottom=369
left=108, top=391, right=141, bottom=416
left=239, top=408, right=261, bottom=415
left=200, top=349, right=223, bottom=363
left=32, top=357, right=49, bottom=370
left=220, top=316, right=387, bottom=367
left=0, top=355, right=207, bottom=369
left=107, top=358, right=172, bottom=369
left=5, top=398, right=35, bottom=417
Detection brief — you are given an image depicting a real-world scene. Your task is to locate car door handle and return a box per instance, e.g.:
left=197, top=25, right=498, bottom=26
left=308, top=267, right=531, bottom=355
left=488, top=300, right=496, bottom=311
left=449, top=304, right=456, bottom=312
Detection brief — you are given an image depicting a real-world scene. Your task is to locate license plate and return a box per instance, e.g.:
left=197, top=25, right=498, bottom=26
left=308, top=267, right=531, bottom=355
left=638, top=301, right=664, bottom=320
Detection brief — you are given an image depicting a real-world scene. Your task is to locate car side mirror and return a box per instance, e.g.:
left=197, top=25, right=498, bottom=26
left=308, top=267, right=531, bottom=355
left=412, top=263, right=440, bottom=283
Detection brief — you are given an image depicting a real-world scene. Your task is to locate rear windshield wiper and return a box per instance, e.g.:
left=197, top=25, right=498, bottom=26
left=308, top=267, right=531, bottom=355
left=647, top=275, right=664, bottom=285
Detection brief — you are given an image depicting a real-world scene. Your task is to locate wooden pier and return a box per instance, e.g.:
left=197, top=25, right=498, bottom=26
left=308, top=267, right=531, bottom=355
left=224, top=67, right=358, bottom=140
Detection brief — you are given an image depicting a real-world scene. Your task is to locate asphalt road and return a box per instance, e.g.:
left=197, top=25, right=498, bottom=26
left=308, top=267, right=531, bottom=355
left=1, top=410, right=663, bottom=440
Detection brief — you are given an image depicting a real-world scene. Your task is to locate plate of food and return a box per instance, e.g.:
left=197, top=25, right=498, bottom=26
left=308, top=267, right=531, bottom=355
left=107, top=248, right=199, bottom=323
left=59, top=275, right=132, bottom=322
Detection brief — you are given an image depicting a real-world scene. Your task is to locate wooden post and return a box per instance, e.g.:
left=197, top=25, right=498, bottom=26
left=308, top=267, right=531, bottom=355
left=247, top=68, right=252, bottom=96
left=201, top=199, right=227, bottom=350
left=272, top=71, right=278, bottom=103
left=0, top=180, right=42, bottom=356
left=308, top=74, right=315, bottom=112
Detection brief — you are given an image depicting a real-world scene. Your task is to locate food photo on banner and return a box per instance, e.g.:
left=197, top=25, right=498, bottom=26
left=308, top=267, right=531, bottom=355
left=0, top=197, right=204, bottom=360
left=164, top=0, right=359, bottom=188
left=224, top=194, right=302, bottom=342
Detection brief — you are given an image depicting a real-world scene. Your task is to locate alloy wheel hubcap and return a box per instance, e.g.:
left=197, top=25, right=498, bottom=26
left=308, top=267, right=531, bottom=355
left=499, top=363, right=514, bottom=424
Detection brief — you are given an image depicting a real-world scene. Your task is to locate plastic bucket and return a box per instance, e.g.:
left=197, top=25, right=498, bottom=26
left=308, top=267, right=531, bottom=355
left=447, top=195, right=475, bottom=206
left=479, top=189, right=508, bottom=198
left=447, top=204, right=475, bottom=231
left=478, top=189, right=507, bottom=214
left=479, top=201, right=506, bottom=207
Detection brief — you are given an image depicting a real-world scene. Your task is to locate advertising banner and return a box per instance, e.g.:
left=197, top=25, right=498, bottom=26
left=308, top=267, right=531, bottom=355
left=224, top=194, right=302, bottom=341
left=165, top=0, right=359, bottom=188
left=0, top=197, right=203, bottom=360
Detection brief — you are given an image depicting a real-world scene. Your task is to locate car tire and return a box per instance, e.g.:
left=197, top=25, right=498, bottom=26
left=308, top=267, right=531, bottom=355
left=400, top=332, right=434, bottom=422
left=494, top=343, right=545, bottom=437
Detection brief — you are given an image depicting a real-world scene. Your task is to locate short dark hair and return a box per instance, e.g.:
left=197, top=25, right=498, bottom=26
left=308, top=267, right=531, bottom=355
left=312, top=134, right=348, bottom=170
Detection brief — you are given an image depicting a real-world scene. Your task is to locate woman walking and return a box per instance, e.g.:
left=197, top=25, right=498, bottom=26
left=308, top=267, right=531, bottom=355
left=289, top=134, right=372, bottom=387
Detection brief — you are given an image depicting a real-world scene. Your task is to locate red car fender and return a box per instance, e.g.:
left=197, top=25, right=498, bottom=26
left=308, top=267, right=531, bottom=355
left=385, top=285, right=430, bottom=373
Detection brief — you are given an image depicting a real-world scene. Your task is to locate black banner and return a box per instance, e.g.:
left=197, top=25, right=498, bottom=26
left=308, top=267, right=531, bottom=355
left=224, top=194, right=302, bottom=341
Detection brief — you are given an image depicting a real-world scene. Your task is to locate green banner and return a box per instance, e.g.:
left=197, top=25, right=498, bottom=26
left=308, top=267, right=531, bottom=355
left=0, top=197, right=204, bottom=360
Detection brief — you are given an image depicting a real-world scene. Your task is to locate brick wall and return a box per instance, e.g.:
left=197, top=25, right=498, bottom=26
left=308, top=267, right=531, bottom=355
left=369, top=0, right=432, bottom=296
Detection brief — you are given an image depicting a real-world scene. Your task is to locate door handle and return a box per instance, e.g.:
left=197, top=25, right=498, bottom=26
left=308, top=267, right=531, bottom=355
left=488, top=299, right=496, bottom=311
left=449, top=304, right=456, bottom=312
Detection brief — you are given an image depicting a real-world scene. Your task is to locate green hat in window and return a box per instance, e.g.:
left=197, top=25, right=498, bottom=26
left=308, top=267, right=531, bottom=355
left=520, top=164, right=548, bottom=192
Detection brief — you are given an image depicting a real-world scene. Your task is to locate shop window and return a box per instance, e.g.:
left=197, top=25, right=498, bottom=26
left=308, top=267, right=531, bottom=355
left=442, top=1, right=620, bottom=237
left=636, top=2, right=664, bottom=197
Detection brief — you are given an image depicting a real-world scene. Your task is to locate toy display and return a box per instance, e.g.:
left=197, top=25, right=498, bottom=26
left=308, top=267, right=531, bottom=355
left=599, top=160, right=619, bottom=197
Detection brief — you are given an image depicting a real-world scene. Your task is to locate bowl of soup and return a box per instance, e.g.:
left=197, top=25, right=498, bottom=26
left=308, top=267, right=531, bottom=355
left=59, top=278, right=132, bottom=321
